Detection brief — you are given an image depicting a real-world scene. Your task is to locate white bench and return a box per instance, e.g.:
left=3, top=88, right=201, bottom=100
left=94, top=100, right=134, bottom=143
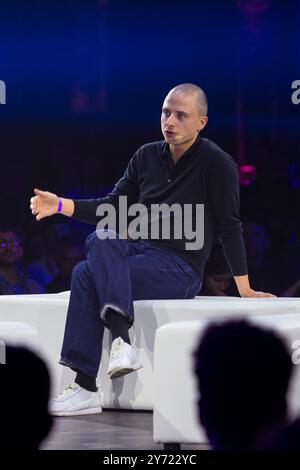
left=0, top=321, right=39, bottom=364
left=153, top=314, right=300, bottom=447
left=0, top=293, right=300, bottom=409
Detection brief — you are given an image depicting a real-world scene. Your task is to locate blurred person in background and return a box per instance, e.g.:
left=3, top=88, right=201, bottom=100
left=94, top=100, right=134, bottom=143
left=46, top=234, right=85, bottom=293
left=243, top=221, right=281, bottom=295
left=0, top=226, right=44, bottom=295
left=199, top=241, right=236, bottom=296
left=27, top=223, right=72, bottom=288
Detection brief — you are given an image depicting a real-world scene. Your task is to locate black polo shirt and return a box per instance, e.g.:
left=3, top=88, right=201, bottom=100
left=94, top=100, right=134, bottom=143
left=73, top=136, right=248, bottom=281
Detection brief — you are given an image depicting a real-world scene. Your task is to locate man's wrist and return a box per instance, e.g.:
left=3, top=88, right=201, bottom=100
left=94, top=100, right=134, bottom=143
left=234, top=274, right=251, bottom=297
left=60, top=198, right=75, bottom=217
left=57, top=197, right=63, bottom=213
left=239, top=288, right=253, bottom=297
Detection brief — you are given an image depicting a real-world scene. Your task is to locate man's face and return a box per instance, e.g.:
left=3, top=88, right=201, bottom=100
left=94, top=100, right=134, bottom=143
left=161, top=91, right=207, bottom=147
left=0, top=231, right=23, bottom=266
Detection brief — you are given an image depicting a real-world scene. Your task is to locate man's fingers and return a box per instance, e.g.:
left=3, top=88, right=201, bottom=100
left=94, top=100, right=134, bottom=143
left=34, top=188, right=46, bottom=196
left=259, top=292, right=276, bottom=298
left=30, top=197, right=36, bottom=208
left=30, top=196, right=39, bottom=213
left=31, top=189, right=48, bottom=221
left=261, top=292, right=276, bottom=297
left=245, top=290, right=276, bottom=298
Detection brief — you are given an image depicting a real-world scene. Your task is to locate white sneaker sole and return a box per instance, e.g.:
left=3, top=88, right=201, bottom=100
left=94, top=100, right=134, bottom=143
left=50, top=406, right=102, bottom=417
left=108, top=362, right=143, bottom=380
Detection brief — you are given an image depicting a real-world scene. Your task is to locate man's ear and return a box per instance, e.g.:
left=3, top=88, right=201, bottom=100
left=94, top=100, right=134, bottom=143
left=198, top=115, right=208, bottom=132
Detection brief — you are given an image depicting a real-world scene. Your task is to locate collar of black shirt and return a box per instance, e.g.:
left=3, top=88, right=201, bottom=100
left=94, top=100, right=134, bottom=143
left=159, top=134, right=203, bottom=161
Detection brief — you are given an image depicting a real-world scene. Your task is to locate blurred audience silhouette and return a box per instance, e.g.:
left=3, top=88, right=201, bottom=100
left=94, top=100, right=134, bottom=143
left=0, top=345, right=52, bottom=449
left=194, top=319, right=297, bottom=449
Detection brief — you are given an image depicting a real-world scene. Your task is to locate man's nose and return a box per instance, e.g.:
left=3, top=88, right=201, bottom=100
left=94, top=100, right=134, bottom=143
left=166, top=113, right=176, bottom=126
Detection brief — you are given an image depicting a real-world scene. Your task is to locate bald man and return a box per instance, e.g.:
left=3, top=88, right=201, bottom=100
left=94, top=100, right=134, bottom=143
left=30, top=83, right=274, bottom=416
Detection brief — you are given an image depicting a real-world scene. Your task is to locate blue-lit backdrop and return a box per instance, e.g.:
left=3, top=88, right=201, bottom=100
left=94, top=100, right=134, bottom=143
left=0, top=0, right=299, bottom=253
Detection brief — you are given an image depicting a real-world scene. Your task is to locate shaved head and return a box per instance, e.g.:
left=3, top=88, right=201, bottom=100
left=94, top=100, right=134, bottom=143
left=167, top=83, right=208, bottom=117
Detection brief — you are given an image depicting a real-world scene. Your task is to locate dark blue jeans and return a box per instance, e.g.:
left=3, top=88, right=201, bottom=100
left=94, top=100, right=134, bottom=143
left=60, top=230, right=201, bottom=378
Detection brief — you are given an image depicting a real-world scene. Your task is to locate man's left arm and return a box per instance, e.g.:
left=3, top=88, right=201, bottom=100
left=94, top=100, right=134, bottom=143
left=209, top=153, right=275, bottom=298
left=233, top=274, right=275, bottom=298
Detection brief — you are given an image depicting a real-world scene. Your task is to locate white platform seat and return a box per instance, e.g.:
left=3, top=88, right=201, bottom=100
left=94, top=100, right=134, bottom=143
left=0, top=293, right=69, bottom=393
left=0, top=321, right=39, bottom=362
left=1, top=293, right=300, bottom=408
left=153, top=314, right=300, bottom=446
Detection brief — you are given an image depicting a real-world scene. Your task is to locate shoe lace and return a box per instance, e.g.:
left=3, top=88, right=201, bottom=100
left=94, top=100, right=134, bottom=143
left=54, top=383, right=78, bottom=400
left=110, top=337, right=123, bottom=361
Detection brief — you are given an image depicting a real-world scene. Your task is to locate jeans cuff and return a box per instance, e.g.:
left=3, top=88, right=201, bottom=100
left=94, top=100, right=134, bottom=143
left=59, top=357, right=97, bottom=379
left=100, top=303, right=133, bottom=327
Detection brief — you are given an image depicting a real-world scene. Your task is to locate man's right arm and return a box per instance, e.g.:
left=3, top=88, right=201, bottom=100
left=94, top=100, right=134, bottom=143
left=30, top=151, right=140, bottom=224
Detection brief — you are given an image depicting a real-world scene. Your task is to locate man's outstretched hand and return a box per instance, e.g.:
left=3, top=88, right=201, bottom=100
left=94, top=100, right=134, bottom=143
left=240, top=288, right=276, bottom=298
left=30, top=188, right=59, bottom=221
left=234, top=275, right=276, bottom=298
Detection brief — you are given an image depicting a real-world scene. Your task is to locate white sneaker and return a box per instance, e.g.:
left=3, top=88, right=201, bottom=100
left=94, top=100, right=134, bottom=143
left=49, top=383, right=102, bottom=416
left=107, top=337, right=143, bottom=379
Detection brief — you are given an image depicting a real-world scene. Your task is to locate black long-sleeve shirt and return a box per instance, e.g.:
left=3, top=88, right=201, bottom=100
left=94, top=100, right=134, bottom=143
left=72, top=136, right=248, bottom=281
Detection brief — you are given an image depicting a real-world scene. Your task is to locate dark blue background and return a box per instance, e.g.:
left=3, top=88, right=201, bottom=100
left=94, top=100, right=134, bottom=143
left=0, top=0, right=299, bottom=245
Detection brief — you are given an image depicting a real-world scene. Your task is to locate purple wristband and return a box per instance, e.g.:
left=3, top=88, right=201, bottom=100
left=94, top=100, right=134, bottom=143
left=57, top=197, right=63, bottom=213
